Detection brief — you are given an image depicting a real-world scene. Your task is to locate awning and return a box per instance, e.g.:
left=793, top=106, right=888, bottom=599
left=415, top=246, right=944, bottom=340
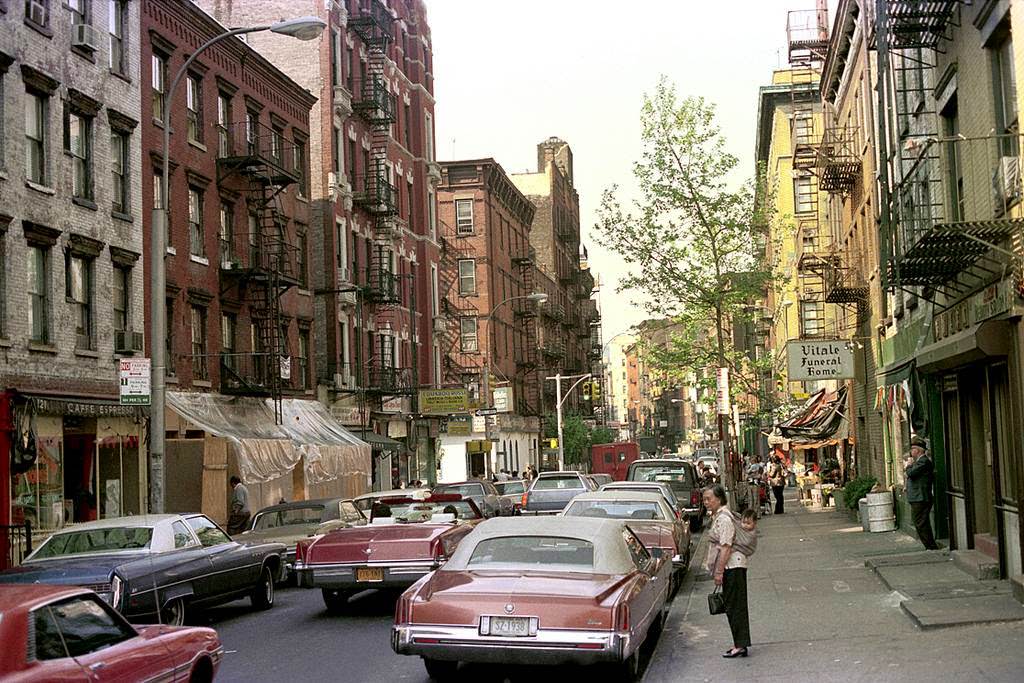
left=778, top=386, right=849, bottom=445
left=167, top=392, right=370, bottom=485
left=916, top=320, right=1011, bottom=373
left=877, top=359, right=914, bottom=387
left=354, top=429, right=405, bottom=452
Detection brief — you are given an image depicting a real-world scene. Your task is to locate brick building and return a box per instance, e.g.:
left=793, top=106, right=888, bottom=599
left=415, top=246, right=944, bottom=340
left=1, top=0, right=146, bottom=537
left=140, top=0, right=369, bottom=521
left=436, top=159, right=541, bottom=480
left=197, top=0, right=442, bottom=490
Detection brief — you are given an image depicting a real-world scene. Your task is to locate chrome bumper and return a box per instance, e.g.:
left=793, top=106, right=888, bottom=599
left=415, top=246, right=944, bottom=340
left=391, top=624, right=629, bottom=665
left=295, top=559, right=437, bottom=589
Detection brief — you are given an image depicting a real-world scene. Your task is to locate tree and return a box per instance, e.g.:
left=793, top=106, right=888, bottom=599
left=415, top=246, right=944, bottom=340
left=594, top=77, right=775, bottom=430
left=543, top=413, right=591, bottom=466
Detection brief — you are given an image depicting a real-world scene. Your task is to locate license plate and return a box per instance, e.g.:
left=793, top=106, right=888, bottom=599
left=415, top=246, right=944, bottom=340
left=487, top=616, right=531, bottom=637
left=355, top=567, right=384, bottom=582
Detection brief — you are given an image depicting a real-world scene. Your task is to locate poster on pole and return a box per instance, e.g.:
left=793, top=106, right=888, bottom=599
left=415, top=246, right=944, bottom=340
left=119, top=358, right=151, bottom=405
left=786, top=340, right=855, bottom=381
left=716, top=367, right=730, bottom=415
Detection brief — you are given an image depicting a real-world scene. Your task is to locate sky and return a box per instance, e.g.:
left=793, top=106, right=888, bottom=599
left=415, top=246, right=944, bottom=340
left=430, top=0, right=837, bottom=341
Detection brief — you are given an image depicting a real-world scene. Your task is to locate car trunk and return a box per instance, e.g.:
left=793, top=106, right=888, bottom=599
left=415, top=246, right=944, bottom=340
left=413, top=570, right=629, bottom=630
left=626, top=521, right=677, bottom=556
left=307, top=524, right=447, bottom=564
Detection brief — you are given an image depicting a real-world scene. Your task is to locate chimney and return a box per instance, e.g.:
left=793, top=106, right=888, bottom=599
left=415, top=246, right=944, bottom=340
left=537, top=137, right=573, bottom=185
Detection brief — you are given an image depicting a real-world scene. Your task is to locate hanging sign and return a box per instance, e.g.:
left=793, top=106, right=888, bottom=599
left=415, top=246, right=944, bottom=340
left=786, top=340, right=854, bottom=381
left=119, top=358, right=151, bottom=405
left=716, top=367, right=730, bottom=415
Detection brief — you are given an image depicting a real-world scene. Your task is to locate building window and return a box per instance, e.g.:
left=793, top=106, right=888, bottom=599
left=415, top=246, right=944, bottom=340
left=297, top=329, right=310, bottom=390
left=793, top=175, right=816, bottom=214
left=460, top=318, right=478, bottom=352
left=151, top=53, right=166, bottom=124
left=108, top=0, right=126, bottom=73
left=347, top=137, right=356, bottom=184
left=296, top=227, right=308, bottom=287
left=186, top=74, right=202, bottom=143
left=407, top=179, right=415, bottom=227
left=270, top=124, right=283, bottom=162
left=110, top=130, right=128, bottom=213
left=332, top=126, right=342, bottom=177
left=216, top=93, right=231, bottom=157
left=112, top=264, right=128, bottom=333
left=800, top=299, right=824, bottom=338
left=424, top=111, right=434, bottom=162
left=219, top=202, right=233, bottom=266
left=188, top=187, right=204, bottom=257
left=65, top=252, right=93, bottom=349
left=27, top=244, right=49, bottom=343
left=294, top=138, right=307, bottom=197
left=25, top=0, right=47, bottom=27
left=430, top=264, right=439, bottom=316
left=993, top=33, right=1019, bottom=157
left=221, top=312, right=236, bottom=372
left=245, top=110, right=258, bottom=154
left=404, top=102, right=412, bottom=150
left=25, top=91, right=47, bottom=184
left=346, top=44, right=354, bottom=91
left=67, top=0, right=86, bottom=24
left=428, top=187, right=437, bottom=239
left=458, top=259, right=476, bottom=294
left=247, top=213, right=259, bottom=267
left=330, top=29, right=341, bottom=87
left=190, top=304, right=207, bottom=379
left=455, top=198, right=473, bottom=234
left=66, top=110, right=92, bottom=200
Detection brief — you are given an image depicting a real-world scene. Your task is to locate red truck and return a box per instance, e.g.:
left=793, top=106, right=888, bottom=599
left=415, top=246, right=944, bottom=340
left=589, top=442, right=641, bottom=481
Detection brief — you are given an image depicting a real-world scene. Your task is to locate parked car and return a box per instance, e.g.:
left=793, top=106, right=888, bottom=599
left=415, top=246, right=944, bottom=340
left=561, top=490, right=691, bottom=590
left=352, top=488, right=430, bottom=513
left=0, top=514, right=286, bottom=626
left=589, top=473, right=614, bottom=487
left=392, top=516, right=672, bottom=681
left=0, top=584, right=223, bottom=682
left=494, top=479, right=528, bottom=514
left=239, top=498, right=367, bottom=579
left=521, top=471, right=598, bottom=514
left=599, top=481, right=682, bottom=517
left=295, top=494, right=483, bottom=613
left=627, top=458, right=705, bottom=531
left=433, top=480, right=509, bottom=517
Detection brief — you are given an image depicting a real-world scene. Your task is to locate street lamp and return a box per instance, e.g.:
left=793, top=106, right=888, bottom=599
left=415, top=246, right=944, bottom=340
left=149, top=16, right=326, bottom=514
left=482, top=291, right=547, bottom=409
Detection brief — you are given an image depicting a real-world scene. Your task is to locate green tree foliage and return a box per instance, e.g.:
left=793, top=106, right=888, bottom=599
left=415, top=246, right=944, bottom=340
left=543, top=414, right=616, bottom=466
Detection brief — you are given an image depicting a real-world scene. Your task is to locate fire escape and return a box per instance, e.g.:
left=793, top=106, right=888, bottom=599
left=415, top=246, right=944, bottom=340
left=439, top=219, right=480, bottom=390
left=513, top=246, right=540, bottom=415
left=217, top=121, right=301, bottom=423
left=351, top=1, right=414, bottom=397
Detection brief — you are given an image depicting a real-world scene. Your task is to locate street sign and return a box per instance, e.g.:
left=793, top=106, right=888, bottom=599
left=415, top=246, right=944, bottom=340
left=786, top=340, right=854, bottom=381
left=716, top=367, right=730, bottom=415
left=492, top=386, right=513, bottom=412
left=119, top=358, right=151, bottom=405
left=419, top=388, right=469, bottom=415
left=445, top=415, right=472, bottom=436
left=476, top=407, right=498, bottom=416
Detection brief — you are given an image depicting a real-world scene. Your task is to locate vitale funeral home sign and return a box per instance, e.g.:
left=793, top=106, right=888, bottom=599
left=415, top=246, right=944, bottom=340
left=786, top=340, right=855, bottom=381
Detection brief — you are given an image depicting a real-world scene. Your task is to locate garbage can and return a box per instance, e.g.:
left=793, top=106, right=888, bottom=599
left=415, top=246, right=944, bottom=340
left=866, top=491, right=896, bottom=532
left=859, top=497, right=869, bottom=532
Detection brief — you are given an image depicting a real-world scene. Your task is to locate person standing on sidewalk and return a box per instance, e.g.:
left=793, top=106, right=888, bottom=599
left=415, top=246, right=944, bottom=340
left=767, top=455, right=786, bottom=514
left=904, top=435, right=939, bottom=550
left=703, top=485, right=751, bottom=658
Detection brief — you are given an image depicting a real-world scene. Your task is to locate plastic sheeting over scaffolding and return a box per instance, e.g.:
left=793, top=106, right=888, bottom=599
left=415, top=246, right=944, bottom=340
left=777, top=386, right=849, bottom=450
left=166, top=392, right=371, bottom=485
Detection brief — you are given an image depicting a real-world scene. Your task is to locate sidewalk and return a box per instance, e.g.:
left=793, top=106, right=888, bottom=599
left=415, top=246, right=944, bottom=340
left=644, top=491, right=1024, bottom=682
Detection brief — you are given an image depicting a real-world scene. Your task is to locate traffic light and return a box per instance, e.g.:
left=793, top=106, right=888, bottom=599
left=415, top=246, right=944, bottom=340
left=548, top=438, right=558, bottom=449
left=591, top=381, right=601, bottom=402
left=582, top=381, right=592, bottom=401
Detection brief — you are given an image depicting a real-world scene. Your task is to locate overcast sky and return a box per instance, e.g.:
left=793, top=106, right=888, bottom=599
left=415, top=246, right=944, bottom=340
left=431, top=0, right=838, bottom=341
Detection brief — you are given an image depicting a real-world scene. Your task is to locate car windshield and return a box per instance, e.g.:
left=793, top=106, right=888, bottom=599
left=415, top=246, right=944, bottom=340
left=375, top=500, right=480, bottom=521
left=608, top=485, right=678, bottom=506
left=33, top=527, right=153, bottom=559
left=495, top=481, right=525, bottom=495
left=632, top=465, right=693, bottom=489
left=253, top=505, right=324, bottom=531
left=564, top=500, right=666, bottom=520
left=467, top=536, right=594, bottom=572
left=435, top=483, right=484, bottom=497
left=532, top=475, right=583, bottom=490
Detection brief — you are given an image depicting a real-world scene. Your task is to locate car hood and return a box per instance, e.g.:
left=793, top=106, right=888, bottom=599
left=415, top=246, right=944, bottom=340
left=306, top=523, right=451, bottom=564
left=0, top=553, right=141, bottom=585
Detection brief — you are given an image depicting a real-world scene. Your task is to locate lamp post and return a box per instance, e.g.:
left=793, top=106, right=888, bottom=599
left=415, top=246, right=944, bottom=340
left=149, top=16, right=326, bottom=514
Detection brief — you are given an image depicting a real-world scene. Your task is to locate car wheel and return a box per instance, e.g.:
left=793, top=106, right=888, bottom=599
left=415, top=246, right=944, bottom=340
left=161, top=597, right=187, bottom=627
left=188, top=657, right=213, bottom=683
left=422, top=658, right=458, bottom=681
left=689, top=513, right=704, bottom=533
left=322, top=588, right=352, bottom=614
left=611, top=649, right=641, bottom=682
left=250, top=566, right=275, bottom=611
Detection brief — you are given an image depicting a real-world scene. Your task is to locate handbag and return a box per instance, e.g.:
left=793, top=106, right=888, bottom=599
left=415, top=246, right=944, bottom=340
left=708, top=586, right=726, bottom=615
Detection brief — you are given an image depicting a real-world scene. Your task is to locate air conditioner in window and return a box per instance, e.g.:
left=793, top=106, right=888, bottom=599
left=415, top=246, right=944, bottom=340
left=115, top=330, right=144, bottom=354
left=72, top=24, right=101, bottom=52
left=995, top=156, right=1022, bottom=205
left=432, top=316, right=447, bottom=334
left=339, top=289, right=357, bottom=306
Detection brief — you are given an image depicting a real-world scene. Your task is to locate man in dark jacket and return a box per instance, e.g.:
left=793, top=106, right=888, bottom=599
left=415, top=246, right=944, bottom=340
left=904, top=435, right=939, bottom=550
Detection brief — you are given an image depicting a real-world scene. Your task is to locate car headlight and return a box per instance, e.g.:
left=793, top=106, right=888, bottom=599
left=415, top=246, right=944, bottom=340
left=110, top=575, right=124, bottom=610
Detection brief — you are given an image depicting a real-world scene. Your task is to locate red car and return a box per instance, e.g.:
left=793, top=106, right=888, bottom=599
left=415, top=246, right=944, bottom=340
left=392, top=516, right=672, bottom=681
left=295, top=494, right=483, bottom=613
left=0, top=584, right=222, bottom=682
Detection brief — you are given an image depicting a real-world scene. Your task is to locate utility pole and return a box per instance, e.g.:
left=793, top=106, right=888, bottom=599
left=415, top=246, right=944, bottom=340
left=545, top=372, right=591, bottom=471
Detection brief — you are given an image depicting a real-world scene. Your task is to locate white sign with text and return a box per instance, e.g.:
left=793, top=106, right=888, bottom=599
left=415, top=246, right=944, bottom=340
left=786, top=340, right=855, bottom=381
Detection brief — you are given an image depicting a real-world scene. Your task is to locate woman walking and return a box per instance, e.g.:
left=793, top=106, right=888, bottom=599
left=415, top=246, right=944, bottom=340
left=767, top=455, right=786, bottom=514
left=704, top=485, right=751, bottom=658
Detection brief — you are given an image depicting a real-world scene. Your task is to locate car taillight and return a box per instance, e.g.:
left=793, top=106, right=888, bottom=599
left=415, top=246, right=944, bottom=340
left=691, top=491, right=700, bottom=507
left=616, top=604, right=630, bottom=631
left=395, top=592, right=412, bottom=625
left=432, top=539, right=446, bottom=564
left=522, top=492, right=529, bottom=508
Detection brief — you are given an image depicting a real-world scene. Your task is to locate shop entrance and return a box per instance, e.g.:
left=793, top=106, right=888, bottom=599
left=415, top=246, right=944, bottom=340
left=62, top=417, right=97, bottom=523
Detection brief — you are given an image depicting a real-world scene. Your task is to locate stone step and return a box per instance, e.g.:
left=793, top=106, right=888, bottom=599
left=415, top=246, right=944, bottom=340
left=974, top=533, right=999, bottom=561
left=1012, top=574, right=1024, bottom=605
left=900, top=593, right=1024, bottom=630
left=953, top=548, right=1000, bottom=580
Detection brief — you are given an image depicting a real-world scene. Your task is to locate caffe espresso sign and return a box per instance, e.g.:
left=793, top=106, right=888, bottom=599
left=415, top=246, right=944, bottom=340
left=786, top=340, right=855, bottom=381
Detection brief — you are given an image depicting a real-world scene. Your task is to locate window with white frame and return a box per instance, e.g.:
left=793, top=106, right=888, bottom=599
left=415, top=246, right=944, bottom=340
left=27, top=244, right=49, bottom=343
left=340, top=319, right=350, bottom=373
left=424, top=111, right=434, bottom=162
left=25, top=0, right=48, bottom=28
left=297, top=329, right=310, bottom=390
left=336, top=218, right=348, bottom=277
left=112, top=264, right=129, bottom=333
left=65, top=252, right=93, bottom=349
left=25, top=90, right=47, bottom=184
left=216, top=92, right=231, bottom=157
left=151, top=53, right=166, bottom=124
left=219, top=202, right=233, bottom=265
left=110, top=130, right=128, bottom=214
left=67, top=109, right=93, bottom=200
left=458, top=259, right=475, bottom=294
left=191, top=304, right=208, bottom=379
left=430, top=264, right=439, bottom=316
left=221, top=312, right=236, bottom=372
left=460, top=317, right=478, bottom=352
left=188, top=187, right=204, bottom=257
left=455, top=198, right=473, bottom=234
left=186, top=74, right=202, bottom=143
left=800, top=299, right=824, bottom=338
left=793, top=175, right=816, bottom=214
left=108, top=0, right=126, bottom=74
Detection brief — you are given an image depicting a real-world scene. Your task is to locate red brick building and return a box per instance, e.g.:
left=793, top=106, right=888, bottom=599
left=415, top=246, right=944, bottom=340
left=196, top=0, right=442, bottom=488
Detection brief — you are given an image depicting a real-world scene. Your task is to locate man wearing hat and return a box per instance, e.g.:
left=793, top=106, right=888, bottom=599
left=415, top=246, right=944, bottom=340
left=904, top=435, right=939, bottom=550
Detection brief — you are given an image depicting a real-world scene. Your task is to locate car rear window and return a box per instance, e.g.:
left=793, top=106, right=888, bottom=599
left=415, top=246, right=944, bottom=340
left=467, top=536, right=594, bottom=571
left=436, top=483, right=484, bottom=497
left=564, top=500, right=666, bottom=520
left=532, top=475, right=584, bottom=490
left=630, top=464, right=693, bottom=487
left=496, top=481, right=525, bottom=495
left=254, top=505, right=325, bottom=530
left=33, top=528, right=153, bottom=558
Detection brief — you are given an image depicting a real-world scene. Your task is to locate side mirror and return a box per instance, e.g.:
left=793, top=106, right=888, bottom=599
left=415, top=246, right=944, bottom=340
left=648, top=547, right=665, bottom=561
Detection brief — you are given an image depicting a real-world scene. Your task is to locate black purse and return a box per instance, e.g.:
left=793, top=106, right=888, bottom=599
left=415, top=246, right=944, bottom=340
left=708, top=585, right=726, bottom=615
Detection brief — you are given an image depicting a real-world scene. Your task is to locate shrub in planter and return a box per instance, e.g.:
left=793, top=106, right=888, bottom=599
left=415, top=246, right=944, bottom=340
left=844, top=476, right=877, bottom=510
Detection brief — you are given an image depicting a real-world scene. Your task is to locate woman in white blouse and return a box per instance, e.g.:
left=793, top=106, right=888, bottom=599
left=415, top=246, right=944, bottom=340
left=703, top=484, right=750, bottom=658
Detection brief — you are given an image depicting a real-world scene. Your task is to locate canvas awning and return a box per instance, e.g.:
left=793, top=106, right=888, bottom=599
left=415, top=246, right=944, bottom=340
left=777, top=386, right=849, bottom=446
left=167, top=392, right=371, bottom=485
left=916, top=320, right=1010, bottom=372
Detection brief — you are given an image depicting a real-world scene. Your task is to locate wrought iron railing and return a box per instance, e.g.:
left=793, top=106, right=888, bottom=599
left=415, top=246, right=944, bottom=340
left=2, top=521, right=32, bottom=570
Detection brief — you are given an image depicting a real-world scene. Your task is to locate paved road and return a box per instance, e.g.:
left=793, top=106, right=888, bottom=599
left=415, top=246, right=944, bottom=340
left=201, top=539, right=701, bottom=682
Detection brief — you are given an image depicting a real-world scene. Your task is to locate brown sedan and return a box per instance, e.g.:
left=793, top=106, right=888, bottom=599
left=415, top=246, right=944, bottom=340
left=391, top=516, right=672, bottom=681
